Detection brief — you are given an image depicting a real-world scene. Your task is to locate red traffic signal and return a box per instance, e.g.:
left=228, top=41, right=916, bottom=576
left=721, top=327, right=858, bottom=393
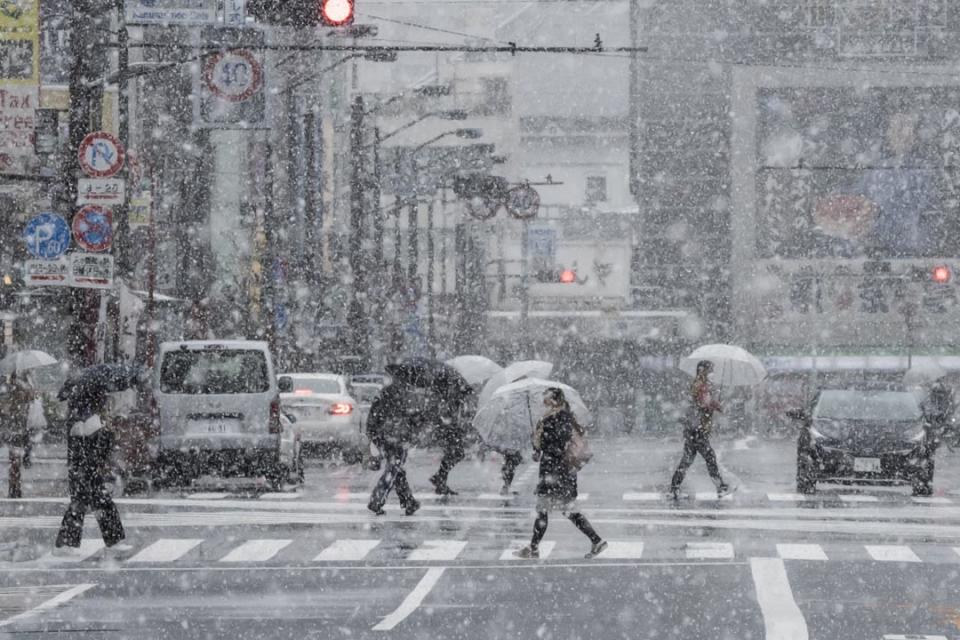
left=559, top=269, right=576, bottom=284
left=931, top=265, right=951, bottom=284
left=320, top=0, right=354, bottom=26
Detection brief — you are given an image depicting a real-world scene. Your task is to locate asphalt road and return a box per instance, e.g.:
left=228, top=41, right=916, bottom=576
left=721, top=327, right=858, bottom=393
left=1, top=435, right=960, bottom=639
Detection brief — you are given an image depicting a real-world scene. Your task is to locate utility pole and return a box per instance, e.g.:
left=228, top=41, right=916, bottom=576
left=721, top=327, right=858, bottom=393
left=348, top=95, right=369, bottom=364
left=263, top=141, right=279, bottom=359
left=407, top=200, right=418, bottom=292
left=520, top=219, right=530, bottom=356
left=426, top=198, right=435, bottom=351
left=114, top=0, right=131, bottom=280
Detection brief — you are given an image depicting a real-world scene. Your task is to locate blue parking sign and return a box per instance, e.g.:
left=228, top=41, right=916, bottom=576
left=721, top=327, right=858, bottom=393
left=23, top=213, right=71, bottom=260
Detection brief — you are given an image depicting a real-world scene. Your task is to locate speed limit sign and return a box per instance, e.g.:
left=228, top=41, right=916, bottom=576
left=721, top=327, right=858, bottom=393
left=505, top=185, right=540, bottom=220
left=203, top=49, right=263, bottom=103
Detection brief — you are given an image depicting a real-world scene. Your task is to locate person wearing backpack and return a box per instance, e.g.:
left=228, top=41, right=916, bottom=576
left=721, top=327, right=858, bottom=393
left=514, top=387, right=607, bottom=560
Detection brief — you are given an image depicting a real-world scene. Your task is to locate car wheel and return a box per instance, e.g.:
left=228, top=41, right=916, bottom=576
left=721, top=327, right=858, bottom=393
left=796, top=444, right=817, bottom=494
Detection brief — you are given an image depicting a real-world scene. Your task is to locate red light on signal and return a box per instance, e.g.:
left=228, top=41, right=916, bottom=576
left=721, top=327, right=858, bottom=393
left=559, top=269, right=576, bottom=284
left=320, top=0, right=354, bottom=26
left=932, top=265, right=951, bottom=284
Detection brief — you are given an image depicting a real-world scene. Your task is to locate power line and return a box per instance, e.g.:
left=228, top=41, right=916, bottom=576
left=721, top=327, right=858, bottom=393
left=127, top=42, right=647, bottom=55
left=366, top=14, right=507, bottom=44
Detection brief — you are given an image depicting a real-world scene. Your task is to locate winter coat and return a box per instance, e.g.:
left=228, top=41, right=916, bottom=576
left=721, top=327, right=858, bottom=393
left=365, top=384, right=420, bottom=448
left=688, top=378, right=721, bottom=435
left=533, top=408, right=578, bottom=502
left=0, top=381, right=33, bottom=447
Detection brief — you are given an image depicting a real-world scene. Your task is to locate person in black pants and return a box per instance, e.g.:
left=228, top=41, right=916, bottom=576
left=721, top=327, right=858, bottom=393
left=55, top=389, right=125, bottom=550
left=367, top=381, right=421, bottom=516
left=670, top=360, right=731, bottom=500
left=514, top=387, right=607, bottom=560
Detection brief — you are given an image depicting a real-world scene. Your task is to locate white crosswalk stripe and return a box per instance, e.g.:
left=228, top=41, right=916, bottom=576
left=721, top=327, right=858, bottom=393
left=219, top=539, right=292, bottom=563
left=686, top=542, right=734, bottom=559
left=840, top=494, right=879, bottom=503
left=865, top=545, right=921, bottom=562
left=602, top=541, right=645, bottom=559
left=38, top=539, right=104, bottom=564
left=695, top=492, right=732, bottom=502
left=776, top=543, right=828, bottom=561
left=911, top=497, right=952, bottom=504
left=622, top=492, right=662, bottom=501
left=128, top=538, right=203, bottom=564
left=407, top=540, right=468, bottom=561
left=500, top=540, right=555, bottom=560
left=767, top=493, right=810, bottom=502
left=314, top=539, right=380, bottom=562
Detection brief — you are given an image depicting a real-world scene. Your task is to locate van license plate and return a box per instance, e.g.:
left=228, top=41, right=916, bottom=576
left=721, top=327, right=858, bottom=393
left=188, top=420, right=239, bottom=435
left=853, top=457, right=881, bottom=472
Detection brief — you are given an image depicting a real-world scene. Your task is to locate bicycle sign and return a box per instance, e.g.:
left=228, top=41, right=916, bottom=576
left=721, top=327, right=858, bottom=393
left=78, top=131, right=126, bottom=178
left=203, top=49, right=262, bottom=103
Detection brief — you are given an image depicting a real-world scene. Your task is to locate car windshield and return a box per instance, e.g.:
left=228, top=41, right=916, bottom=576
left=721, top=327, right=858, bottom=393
left=813, top=389, right=922, bottom=422
left=288, top=378, right=342, bottom=395
left=160, top=350, right=269, bottom=394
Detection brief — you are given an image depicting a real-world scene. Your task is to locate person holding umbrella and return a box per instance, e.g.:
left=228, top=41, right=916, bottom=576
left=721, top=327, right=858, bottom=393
left=366, top=378, right=422, bottom=516
left=54, top=365, right=141, bottom=552
left=669, top=360, right=732, bottom=500
left=0, top=372, right=36, bottom=498
left=514, top=387, right=607, bottom=560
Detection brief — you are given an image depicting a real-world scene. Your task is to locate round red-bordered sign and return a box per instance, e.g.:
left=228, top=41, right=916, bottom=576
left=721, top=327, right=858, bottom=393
left=203, top=49, right=263, bottom=103
left=72, top=205, right=114, bottom=253
left=505, top=185, right=540, bottom=220
left=78, top=131, right=126, bottom=178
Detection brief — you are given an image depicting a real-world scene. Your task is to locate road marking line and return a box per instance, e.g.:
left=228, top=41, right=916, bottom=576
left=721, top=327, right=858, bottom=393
left=750, top=557, right=808, bottom=640
left=865, top=545, right=921, bottom=563
left=602, top=541, right=645, bottom=559
left=314, top=539, right=380, bottom=562
left=577, top=493, right=590, bottom=501
left=0, top=583, right=97, bottom=629
left=840, top=495, right=879, bottom=503
left=477, top=493, right=516, bottom=500
left=186, top=493, right=231, bottom=500
left=372, top=567, right=445, bottom=631
left=776, top=544, right=828, bottom=561
left=954, top=547, right=960, bottom=559
left=500, top=540, right=555, bottom=560
left=768, top=493, right=810, bottom=502
left=38, top=540, right=104, bottom=564
left=622, top=492, right=662, bottom=501
left=912, top=497, right=952, bottom=504
left=127, top=539, right=203, bottom=564
left=332, top=492, right=443, bottom=501
left=686, top=542, right=734, bottom=559
left=695, top=492, right=732, bottom=501
left=407, top=540, right=467, bottom=562
left=218, top=539, right=292, bottom=563
left=882, top=635, right=948, bottom=639
left=258, top=493, right=302, bottom=501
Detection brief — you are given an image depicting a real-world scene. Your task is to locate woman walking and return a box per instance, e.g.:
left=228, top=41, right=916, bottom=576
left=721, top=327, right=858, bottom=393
left=514, top=387, right=607, bottom=559
left=1, top=373, right=35, bottom=498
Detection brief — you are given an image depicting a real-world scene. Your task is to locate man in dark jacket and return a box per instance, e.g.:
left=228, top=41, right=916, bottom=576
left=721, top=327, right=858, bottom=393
left=366, top=380, right=422, bottom=516
left=670, top=360, right=731, bottom=500
left=427, top=389, right=471, bottom=495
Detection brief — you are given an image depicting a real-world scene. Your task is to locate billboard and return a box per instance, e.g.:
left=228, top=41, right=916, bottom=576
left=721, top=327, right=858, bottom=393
left=731, top=67, right=960, bottom=348
left=0, top=0, right=38, bottom=175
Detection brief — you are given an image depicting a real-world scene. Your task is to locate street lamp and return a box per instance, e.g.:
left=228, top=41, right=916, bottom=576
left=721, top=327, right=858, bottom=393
left=379, top=110, right=469, bottom=143
left=413, top=128, right=483, bottom=154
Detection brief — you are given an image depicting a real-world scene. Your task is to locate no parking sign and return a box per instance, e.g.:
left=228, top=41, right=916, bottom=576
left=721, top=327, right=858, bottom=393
left=72, top=205, right=114, bottom=253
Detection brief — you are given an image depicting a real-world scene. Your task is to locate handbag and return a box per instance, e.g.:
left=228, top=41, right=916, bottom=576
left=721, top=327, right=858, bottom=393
left=564, top=420, right=593, bottom=470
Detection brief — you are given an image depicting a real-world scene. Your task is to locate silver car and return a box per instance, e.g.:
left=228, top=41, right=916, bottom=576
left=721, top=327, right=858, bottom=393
left=278, top=372, right=368, bottom=462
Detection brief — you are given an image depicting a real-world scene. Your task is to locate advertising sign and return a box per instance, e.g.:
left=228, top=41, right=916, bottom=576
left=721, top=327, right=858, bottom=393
left=126, top=0, right=217, bottom=25
left=0, top=0, right=38, bottom=175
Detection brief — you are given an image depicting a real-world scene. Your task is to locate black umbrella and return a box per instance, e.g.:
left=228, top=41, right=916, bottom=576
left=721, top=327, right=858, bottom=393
left=58, top=364, right=145, bottom=402
left=385, top=358, right=472, bottom=401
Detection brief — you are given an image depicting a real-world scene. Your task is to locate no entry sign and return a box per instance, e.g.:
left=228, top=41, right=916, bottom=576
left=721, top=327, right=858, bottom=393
left=78, top=131, right=126, bottom=178
left=72, top=205, right=114, bottom=253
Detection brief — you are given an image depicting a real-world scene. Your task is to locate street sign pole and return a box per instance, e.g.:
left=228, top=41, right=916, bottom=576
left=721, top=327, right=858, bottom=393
left=115, top=0, right=132, bottom=283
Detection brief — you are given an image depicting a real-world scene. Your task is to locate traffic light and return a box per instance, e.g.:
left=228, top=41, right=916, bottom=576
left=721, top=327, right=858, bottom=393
left=559, top=269, right=576, bottom=284
left=320, top=0, right=354, bottom=26
left=931, top=265, right=951, bottom=284
left=247, top=0, right=353, bottom=26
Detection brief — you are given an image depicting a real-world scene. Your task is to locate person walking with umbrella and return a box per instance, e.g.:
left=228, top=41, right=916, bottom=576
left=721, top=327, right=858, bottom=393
left=366, top=378, right=422, bottom=516
left=1, top=372, right=36, bottom=498
left=54, top=366, right=140, bottom=552
left=514, top=387, right=607, bottom=559
left=669, top=360, right=732, bottom=500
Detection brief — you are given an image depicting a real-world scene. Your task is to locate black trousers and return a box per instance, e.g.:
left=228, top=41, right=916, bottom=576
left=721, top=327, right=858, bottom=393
left=670, top=430, right=725, bottom=491
left=501, top=450, right=523, bottom=488
left=432, top=438, right=465, bottom=486
left=56, top=430, right=125, bottom=548
left=369, top=442, right=416, bottom=511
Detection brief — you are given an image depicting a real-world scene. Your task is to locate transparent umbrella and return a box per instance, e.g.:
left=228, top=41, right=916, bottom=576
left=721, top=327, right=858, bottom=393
left=0, top=350, right=57, bottom=376
left=445, top=355, right=502, bottom=386
left=679, top=344, right=767, bottom=387
left=478, top=360, right=554, bottom=406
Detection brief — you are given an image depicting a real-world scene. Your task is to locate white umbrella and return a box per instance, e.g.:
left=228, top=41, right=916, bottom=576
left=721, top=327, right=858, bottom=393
left=445, top=355, right=502, bottom=386
left=903, top=360, right=949, bottom=387
left=0, top=350, right=57, bottom=376
left=679, top=344, right=766, bottom=387
left=478, top=359, right=554, bottom=406
left=473, top=377, right=590, bottom=452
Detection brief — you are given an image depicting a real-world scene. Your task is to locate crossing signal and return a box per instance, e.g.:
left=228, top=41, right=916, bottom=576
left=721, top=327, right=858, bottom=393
left=321, top=0, right=354, bottom=26
left=559, top=269, right=577, bottom=284
left=931, top=265, right=951, bottom=284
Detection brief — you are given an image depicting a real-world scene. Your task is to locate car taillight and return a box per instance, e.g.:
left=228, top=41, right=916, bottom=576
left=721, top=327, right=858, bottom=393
left=330, top=403, right=353, bottom=416
left=269, top=397, right=281, bottom=434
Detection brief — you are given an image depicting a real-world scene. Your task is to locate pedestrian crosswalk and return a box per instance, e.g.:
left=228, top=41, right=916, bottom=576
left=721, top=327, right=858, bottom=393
left=14, top=537, right=960, bottom=567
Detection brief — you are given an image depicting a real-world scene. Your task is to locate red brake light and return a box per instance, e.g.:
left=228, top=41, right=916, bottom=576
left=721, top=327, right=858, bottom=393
left=329, top=403, right=353, bottom=416
left=559, top=269, right=576, bottom=284
left=932, top=265, right=951, bottom=284
left=294, top=389, right=313, bottom=396
left=269, top=397, right=281, bottom=433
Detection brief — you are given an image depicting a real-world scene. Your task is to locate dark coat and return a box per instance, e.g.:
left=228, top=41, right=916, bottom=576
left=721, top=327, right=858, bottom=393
left=534, top=409, right=578, bottom=501
left=365, top=383, right=421, bottom=448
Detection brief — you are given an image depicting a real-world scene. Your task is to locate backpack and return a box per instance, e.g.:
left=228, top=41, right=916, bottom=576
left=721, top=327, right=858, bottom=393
left=564, top=418, right=593, bottom=471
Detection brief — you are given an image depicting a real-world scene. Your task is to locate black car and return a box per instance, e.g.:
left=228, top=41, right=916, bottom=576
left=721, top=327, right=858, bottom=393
left=788, top=384, right=938, bottom=496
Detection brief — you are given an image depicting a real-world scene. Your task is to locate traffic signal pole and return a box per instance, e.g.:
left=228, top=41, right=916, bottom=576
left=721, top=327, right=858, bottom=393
left=348, top=95, right=369, bottom=364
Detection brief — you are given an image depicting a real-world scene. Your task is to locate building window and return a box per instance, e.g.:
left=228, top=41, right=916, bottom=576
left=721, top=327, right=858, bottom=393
left=586, top=176, right=607, bottom=204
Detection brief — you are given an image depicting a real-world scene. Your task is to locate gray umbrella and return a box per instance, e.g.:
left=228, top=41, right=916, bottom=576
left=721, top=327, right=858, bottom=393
left=0, top=350, right=57, bottom=376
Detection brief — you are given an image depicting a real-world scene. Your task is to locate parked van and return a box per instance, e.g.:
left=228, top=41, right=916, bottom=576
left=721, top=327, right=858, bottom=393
left=152, top=340, right=301, bottom=490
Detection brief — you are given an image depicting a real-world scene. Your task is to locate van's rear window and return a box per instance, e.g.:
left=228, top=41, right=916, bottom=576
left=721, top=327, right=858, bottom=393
left=160, top=350, right=269, bottom=394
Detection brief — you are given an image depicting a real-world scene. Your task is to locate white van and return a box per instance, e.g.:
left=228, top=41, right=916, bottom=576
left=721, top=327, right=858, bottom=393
left=152, top=340, right=301, bottom=489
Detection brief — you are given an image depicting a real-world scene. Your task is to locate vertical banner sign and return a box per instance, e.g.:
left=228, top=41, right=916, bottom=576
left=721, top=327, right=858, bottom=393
left=194, top=26, right=265, bottom=128
left=0, top=0, right=39, bottom=175
left=223, top=0, right=245, bottom=26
